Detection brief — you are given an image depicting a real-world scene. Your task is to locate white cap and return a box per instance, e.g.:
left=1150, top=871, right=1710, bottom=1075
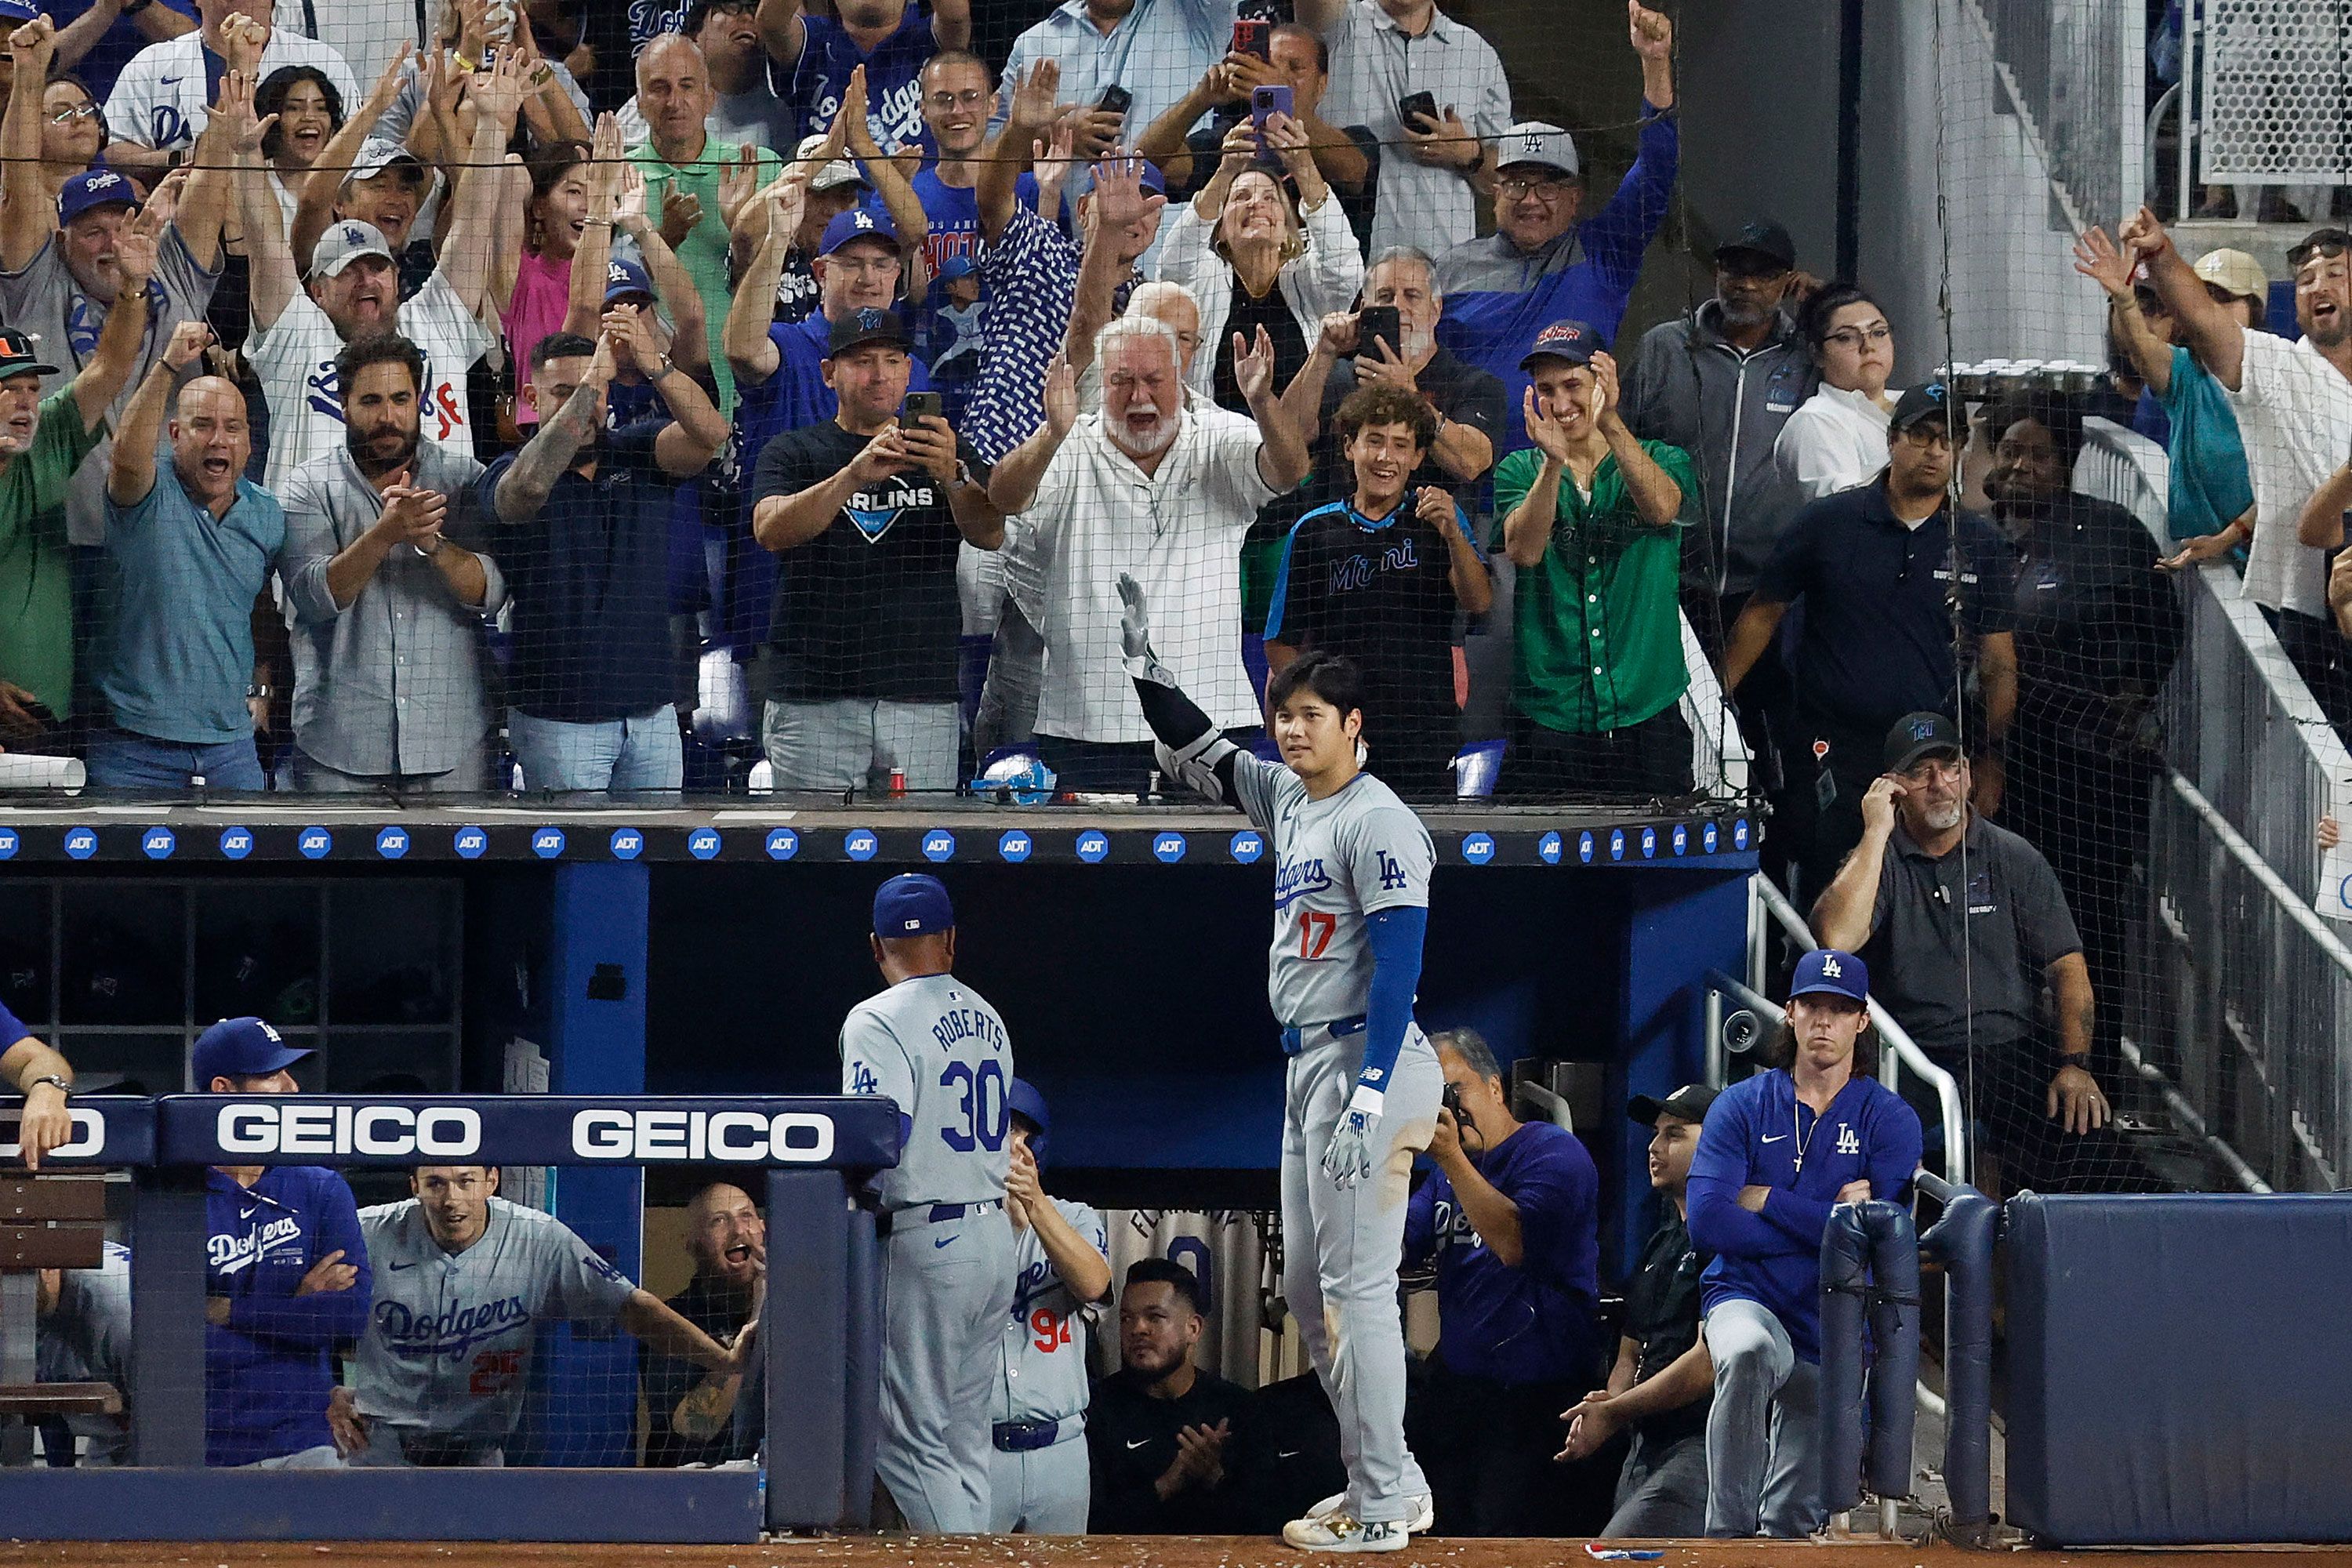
left=793, top=133, right=867, bottom=194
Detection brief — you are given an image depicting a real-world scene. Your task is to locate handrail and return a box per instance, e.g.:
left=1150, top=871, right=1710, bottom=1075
left=1751, top=875, right=1969, bottom=1186
left=2169, top=772, right=2352, bottom=982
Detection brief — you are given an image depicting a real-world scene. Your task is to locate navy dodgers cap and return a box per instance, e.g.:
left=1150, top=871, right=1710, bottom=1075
left=193, top=1016, right=313, bottom=1088
left=873, top=873, right=954, bottom=938
left=1788, top=949, right=1869, bottom=1006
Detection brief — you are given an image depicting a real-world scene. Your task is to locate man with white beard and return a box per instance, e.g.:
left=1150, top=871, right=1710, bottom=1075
left=989, top=315, right=1309, bottom=796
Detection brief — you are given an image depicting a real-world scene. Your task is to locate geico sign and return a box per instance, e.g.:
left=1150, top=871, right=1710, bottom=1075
left=216, top=1104, right=483, bottom=1157
left=571, top=1109, right=835, bottom=1163
left=0, top=1107, right=107, bottom=1160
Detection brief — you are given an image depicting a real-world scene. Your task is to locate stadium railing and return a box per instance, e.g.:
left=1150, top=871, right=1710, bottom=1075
left=0, top=1094, right=898, bottom=1544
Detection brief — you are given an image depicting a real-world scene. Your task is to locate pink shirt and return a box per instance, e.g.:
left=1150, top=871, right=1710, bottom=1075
left=503, top=248, right=573, bottom=425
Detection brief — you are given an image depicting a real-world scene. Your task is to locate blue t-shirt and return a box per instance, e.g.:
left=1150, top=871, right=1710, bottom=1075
left=781, top=9, right=934, bottom=148
left=205, top=1163, right=372, bottom=1466
left=1404, top=1120, right=1601, bottom=1387
left=45, top=0, right=198, bottom=98
left=1685, top=1069, right=1922, bottom=1363
left=2155, top=344, right=2254, bottom=542
left=99, top=472, right=286, bottom=746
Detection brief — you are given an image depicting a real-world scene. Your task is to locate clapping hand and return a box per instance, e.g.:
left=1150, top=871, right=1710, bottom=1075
left=1590, top=349, right=1624, bottom=423
left=1523, top=385, right=1574, bottom=463
left=601, top=303, right=662, bottom=376
left=716, top=143, right=765, bottom=234
left=377, top=474, right=450, bottom=546
left=1231, top=325, right=1278, bottom=405
left=1159, top=1420, right=1229, bottom=1497
left=659, top=186, right=704, bottom=249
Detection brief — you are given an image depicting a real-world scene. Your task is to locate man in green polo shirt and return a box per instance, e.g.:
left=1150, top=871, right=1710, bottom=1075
left=1496, top=318, right=1697, bottom=798
left=631, top=34, right=783, bottom=417
left=0, top=226, right=158, bottom=751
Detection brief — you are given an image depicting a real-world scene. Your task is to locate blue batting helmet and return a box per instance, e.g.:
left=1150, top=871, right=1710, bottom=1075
left=1008, top=1077, right=1051, bottom=1163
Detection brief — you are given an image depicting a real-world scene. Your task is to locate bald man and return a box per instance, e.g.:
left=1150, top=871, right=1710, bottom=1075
left=92, top=321, right=292, bottom=792
left=642, top=1181, right=768, bottom=1466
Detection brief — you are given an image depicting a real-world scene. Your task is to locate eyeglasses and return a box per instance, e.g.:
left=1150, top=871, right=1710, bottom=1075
left=1496, top=175, right=1568, bottom=201
left=2286, top=233, right=2350, bottom=268
left=1901, top=756, right=1965, bottom=785
left=1822, top=322, right=1892, bottom=350
left=47, top=102, right=100, bottom=125
left=1893, top=423, right=1958, bottom=450
left=924, top=88, right=988, bottom=111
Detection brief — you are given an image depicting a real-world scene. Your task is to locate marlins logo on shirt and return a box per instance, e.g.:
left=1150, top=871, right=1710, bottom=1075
left=844, top=475, right=941, bottom=544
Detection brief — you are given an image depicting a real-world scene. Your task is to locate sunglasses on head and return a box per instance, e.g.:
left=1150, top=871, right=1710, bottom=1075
left=2288, top=232, right=2352, bottom=268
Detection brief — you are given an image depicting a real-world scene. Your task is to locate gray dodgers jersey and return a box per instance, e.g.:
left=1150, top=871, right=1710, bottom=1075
left=1234, top=760, right=1436, bottom=1029
left=349, top=1196, right=638, bottom=1442
left=841, top=972, right=1014, bottom=1210
left=995, top=1198, right=1106, bottom=1425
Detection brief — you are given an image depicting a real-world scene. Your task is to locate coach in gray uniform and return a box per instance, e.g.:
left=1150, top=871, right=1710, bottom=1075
left=991, top=1079, right=1111, bottom=1534
left=335, top=1165, right=753, bottom=1465
left=842, top=873, right=1016, bottom=1533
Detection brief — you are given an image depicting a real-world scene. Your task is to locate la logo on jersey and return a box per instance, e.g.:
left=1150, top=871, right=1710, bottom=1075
left=1375, top=849, right=1410, bottom=891
left=1835, top=1123, right=1860, bottom=1156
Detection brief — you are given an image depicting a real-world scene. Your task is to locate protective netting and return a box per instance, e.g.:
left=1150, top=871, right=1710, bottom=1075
left=0, top=0, right=1755, bottom=807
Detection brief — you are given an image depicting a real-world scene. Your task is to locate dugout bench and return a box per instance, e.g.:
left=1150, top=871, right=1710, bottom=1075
left=0, top=1093, right=898, bottom=1544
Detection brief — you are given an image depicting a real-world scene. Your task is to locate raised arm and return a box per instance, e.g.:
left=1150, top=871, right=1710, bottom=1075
left=1116, top=572, right=1250, bottom=813
left=985, top=355, right=1076, bottom=515
left=70, top=209, right=160, bottom=429
left=1283, top=312, right=1352, bottom=441
left=2073, top=226, right=2174, bottom=395
left=290, top=43, right=416, bottom=280
left=1593, top=352, right=1681, bottom=526
left=2298, top=459, right=2352, bottom=550
left=2124, top=206, right=2245, bottom=390
left=494, top=332, right=614, bottom=521
left=563, top=115, right=625, bottom=335
left=1235, top=327, right=1308, bottom=492
left=1133, top=63, right=1229, bottom=187
left=929, top=0, right=971, bottom=52
left=608, top=306, right=725, bottom=474
left=438, top=51, right=529, bottom=318
left=55, top=0, right=191, bottom=71
left=173, top=111, right=233, bottom=273
left=753, top=0, right=807, bottom=74
left=983, top=59, right=1059, bottom=242
left=107, top=321, right=210, bottom=506
left=1063, top=153, right=1165, bottom=371
left=1, top=19, right=58, bottom=273
left=724, top=180, right=805, bottom=384
left=1810, top=775, right=1898, bottom=951
left=837, top=70, right=929, bottom=293
left=625, top=184, right=710, bottom=374
left=223, top=69, right=299, bottom=332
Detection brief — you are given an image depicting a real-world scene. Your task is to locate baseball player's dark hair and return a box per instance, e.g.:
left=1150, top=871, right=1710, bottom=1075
left=335, top=331, right=426, bottom=401
left=1759, top=1014, right=1878, bottom=1078
left=1266, top=650, right=1366, bottom=725
left=1980, top=387, right=2086, bottom=467
left=1334, top=383, right=1439, bottom=450
left=1430, top=1026, right=1502, bottom=1085
left=532, top=331, right=600, bottom=376
left=1124, top=1258, right=1203, bottom=1315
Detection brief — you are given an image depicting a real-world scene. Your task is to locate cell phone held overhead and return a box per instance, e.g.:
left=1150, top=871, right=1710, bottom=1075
left=1250, top=84, right=1293, bottom=160
left=1232, top=17, right=1271, bottom=60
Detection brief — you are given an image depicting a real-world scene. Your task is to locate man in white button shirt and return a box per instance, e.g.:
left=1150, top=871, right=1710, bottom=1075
left=2129, top=207, right=2352, bottom=738
left=103, top=0, right=355, bottom=182
left=987, top=316, right=1308, bottom=796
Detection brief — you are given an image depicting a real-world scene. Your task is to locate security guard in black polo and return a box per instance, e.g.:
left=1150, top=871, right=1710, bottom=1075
left=1720, top=384, right=2018, bottom=898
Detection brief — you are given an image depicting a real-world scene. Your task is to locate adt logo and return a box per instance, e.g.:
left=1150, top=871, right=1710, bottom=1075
left=63, top=827, right=97, bottom=860
left=922, top=829, right=956, bottom=862
left=765, top=827, right=800, bottom=861
left=0, top=828, right=17, bottom=860
left=1579, top=831, right=1596, bottom=864
left=219, top=827, right=252, bottom=860
left=1229, top=830, right=1265, bottom=863
left=610, top=829, right=644, bottom=861
left=1703, top=822, right=1719, bottom=853
left=688, top=828, right=722, bottom=860
left=1639, top=826, right=1658, bottom=859
left=531, top=827, right=566, bottom=859
left=375, top=826, right=409, bottom=860
left=454, top=826, right=488, bottom=859
left=1538, top=830, right=1563, bottom=865
left=1152, top=833, right=1186, bottom=864
left=1672, top=824, right=1689, bottom=856
left=298, top=826, right=332, bottom=860
left=1461, top=833, right=1495, bottom=865
left=844, top=829, right=879, bottom=862
left=142, top=827, right=175, bottom=860
left=1608, top=829, right=1627, bottom=862
left=998, top=829, right=1032, bottom=863
left=1734, top=818, right=1751, bottom=849
left=1075, top=829, right=1110, bottom=864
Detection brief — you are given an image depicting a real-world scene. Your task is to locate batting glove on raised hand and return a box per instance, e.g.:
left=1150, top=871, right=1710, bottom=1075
left=1117, top=572, right=1178, bottom=688
left=1321, top=1108, right=1379, bottom=1189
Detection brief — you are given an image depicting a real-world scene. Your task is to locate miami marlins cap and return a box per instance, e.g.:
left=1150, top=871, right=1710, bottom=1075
left=873, top=873, right=953, bottom=937
left=604, top=258, right=655, bottom=304
left=1789, top=949, right=1870, bottom=1006
left=821, top=204, right=898, bottom=256
left=309, top=219, right=396, bottom=280
left=1521, top=318, right=1601, bottom=372
left=1496, top=120, right=1577, bottom=180
left=828, top=307, right=912, bottom=357
left=793, top=132, right=868, bottom=194
left=0, top=326, right=59, bottom=381
left=1887, top=382, right=1959, bottom=438
left=1883, top=710, right=1962, bottom=774
left=193, top=1016, right=314, bottom=1089
left=57, top=168, right=139, bottom=226
left=1628, top=1083, right=1718, bottom=1127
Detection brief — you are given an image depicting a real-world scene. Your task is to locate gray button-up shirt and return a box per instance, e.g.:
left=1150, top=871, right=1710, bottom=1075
left=280, top=440, right=505, bottom=780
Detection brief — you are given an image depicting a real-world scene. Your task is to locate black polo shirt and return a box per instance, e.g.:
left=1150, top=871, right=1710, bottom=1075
left=1087, top=1364, right=1251, bottom=1534
left=1861, top=811, right=2084, bottom=1057
left=1755, top=482, right=2016, bottom=734
left=2002, top=492, right=2184, bottom=731
left=1621, top=1208, right=1710, bottom=1447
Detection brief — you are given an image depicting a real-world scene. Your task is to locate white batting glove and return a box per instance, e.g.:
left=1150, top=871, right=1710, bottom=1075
left=1117, top=572, right=1177, bottom=688
left=1321, top=1109, right=1379, bottom=1189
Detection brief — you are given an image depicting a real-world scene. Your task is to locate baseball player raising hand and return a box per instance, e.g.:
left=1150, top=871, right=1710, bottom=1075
left=842, top=874, right=1018, bottom=1533
left=1119, top=576, right=1442, bottom=1552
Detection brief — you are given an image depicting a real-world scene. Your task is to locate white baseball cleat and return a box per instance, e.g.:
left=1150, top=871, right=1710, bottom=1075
left=1282, top=1514, right=1409, bottom=1553
left=1301, top=1491, right=1435, bottom=1534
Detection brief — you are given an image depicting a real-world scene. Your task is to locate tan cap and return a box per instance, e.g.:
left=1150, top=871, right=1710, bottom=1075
left=2190, top=247, right=2268, bottom=303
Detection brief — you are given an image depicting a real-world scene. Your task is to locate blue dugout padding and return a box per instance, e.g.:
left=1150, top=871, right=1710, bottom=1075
left=2007, top=1194, right=2352, bottom=1545
left=0, top=1094, right=898, bottom=1543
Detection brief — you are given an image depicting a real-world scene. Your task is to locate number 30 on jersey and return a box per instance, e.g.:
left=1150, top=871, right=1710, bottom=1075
left=939, top=1059, right=1007, bottom=1152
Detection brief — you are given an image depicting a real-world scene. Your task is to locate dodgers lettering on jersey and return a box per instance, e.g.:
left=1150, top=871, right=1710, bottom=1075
left=997, top=1198, right=1106, bottom=1425
left=303, top=355, right=466, bottom=445
left=348, top=1197, right=639, bottom=1443
left=1233, top=760, right=1434, bottom=1029
left=840, top=971, right=1014, bottom=1209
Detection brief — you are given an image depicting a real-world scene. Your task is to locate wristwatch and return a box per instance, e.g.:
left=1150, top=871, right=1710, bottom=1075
left=28, top=1075, right=71, bottom=1096
left=652, top=354, right=679, bottom=382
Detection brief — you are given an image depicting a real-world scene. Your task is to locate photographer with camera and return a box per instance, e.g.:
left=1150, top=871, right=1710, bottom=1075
left=1401, top=1027, right=1604, bottom=1535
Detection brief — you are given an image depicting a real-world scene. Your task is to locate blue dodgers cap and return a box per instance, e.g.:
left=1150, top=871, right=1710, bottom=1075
left=604, top=258, right=654, bottom=303
left=1520, top=318, right=1600, bottom=372
left=821, top=203, right=898, bottom=256
left=1788, top=949, right=1870, bottom=1006
left=193, top=1016, right=313, bottom=1088
left=937, top=253, right=978, bottom=282
left=56, top=168, right=139, bottom=227
left=873, top=873, right=954, bottom=938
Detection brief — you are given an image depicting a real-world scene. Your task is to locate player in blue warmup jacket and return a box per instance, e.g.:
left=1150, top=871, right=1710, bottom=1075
left=1120, top=575, right=1441, bottom=1555
left=1686, top=950, right=1922, bottom=1539
left=194, top=1018, right=372, bottom=1468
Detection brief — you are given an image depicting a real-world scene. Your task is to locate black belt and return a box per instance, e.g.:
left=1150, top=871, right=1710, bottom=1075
left=992, top=1414, right=1082, bottom=1452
